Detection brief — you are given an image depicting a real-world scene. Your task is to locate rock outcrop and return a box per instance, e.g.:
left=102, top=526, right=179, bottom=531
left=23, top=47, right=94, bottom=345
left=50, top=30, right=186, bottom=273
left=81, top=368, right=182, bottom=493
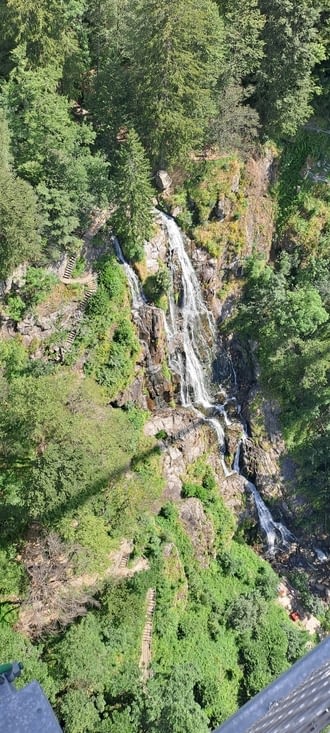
left=144, top=222, right=167, bottom=274
left=155, top=170, right=172, bottom=192
left=145, top=408, right=210, bottom=500
left=137, top=305, right=174, bottom=408
left=179, top=498, right=215, bottom=567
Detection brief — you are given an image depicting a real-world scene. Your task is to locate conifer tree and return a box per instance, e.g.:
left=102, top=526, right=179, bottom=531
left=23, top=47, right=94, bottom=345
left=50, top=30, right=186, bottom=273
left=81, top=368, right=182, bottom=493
left=0, top=109, right=41, bottom=277
left=4, top=0, right=87, bottom=68
left=127, top=0, right=225, bottom=167
left=2, top=51, right=109, bottom=257
left=0, top=167, right=41, bottom=278
left=256, top=0, right=325, bottom=137
left=220, top=0, right=265, bottom=80
left=112, top=129, right=154, bottom=261
left=87, top=0, right=133, bottom=159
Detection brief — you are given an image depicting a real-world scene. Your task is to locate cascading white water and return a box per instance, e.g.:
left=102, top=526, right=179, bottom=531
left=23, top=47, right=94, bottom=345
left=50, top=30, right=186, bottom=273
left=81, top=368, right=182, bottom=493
left=113, top=213, right=294, bottom=553
left=112, top=236, right=145, bottom=310
left=159, top=212, right=294, bottom=553
left=161, top=213, right=215, bottom=409
left=233, top=439, right=243, bottom=473
left=245, top=481, right=295, bottom=554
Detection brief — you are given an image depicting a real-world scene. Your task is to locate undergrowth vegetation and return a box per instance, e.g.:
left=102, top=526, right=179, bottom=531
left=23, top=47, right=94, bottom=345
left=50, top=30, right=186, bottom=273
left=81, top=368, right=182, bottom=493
left=70, top=255, right=141, bottom=398
left=0, top=458, right=308, bottom=733
left=234, top=128, right=330, bottom=528
left=161, top=156, right=248, bottom=259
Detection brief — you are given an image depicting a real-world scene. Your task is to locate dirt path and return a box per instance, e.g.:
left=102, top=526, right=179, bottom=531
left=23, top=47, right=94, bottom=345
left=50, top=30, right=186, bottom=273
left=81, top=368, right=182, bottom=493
left=61, top=274, right=97, bottom=286
left=18, top=539, right=150, bottom=636
left=70, top=539, right=150, bottom=588
left=277, top=581, right=321, bottom=636
left=139, top=588, right=156, bottom=682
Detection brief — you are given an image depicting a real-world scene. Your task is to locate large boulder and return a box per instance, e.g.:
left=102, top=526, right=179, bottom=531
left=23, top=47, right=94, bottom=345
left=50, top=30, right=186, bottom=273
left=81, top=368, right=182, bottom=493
left=155, top=169, right=172, bottom=192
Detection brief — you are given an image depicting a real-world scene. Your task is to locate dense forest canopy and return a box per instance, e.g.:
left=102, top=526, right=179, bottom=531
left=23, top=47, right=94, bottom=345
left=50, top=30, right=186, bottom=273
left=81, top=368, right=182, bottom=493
left=0, top=0, right=329, bottom=731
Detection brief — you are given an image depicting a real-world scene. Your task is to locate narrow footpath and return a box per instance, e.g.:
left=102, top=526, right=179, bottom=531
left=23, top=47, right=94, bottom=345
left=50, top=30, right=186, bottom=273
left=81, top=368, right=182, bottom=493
left=139, top=588, right=156, bottom=683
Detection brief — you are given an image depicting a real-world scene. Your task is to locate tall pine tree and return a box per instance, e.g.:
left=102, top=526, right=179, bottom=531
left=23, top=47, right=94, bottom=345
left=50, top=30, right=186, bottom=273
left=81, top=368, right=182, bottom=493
left=212, top=0, right=264, bottom=149
left=2, top=50, right=109, bottom=258
left=4, top=0, right=87, bottom=68
left=0, top=111, right=41, bottom=278
left=87, top=0, right=133, bottom=159
left=220, top=0, right=265, bottom=80
left=126, top=0, right=225, bottom=167
left=256, top=0, right=325, bottom=137
left=112, top=129, right=154, bottom=261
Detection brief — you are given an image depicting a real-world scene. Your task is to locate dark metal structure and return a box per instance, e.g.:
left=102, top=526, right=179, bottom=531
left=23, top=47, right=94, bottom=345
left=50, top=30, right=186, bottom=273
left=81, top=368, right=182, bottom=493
left=2, top=638, right=330, bottom=732
left=0, top=662, right=62, bottom=732
left=214, top=636, right=330, bottom=733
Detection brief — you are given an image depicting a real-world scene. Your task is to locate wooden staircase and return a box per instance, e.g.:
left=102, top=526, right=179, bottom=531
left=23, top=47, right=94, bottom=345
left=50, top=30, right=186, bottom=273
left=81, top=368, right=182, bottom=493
left=139, top=588, right=156, bottom=682
left=61, top=276, right=97, bottom=357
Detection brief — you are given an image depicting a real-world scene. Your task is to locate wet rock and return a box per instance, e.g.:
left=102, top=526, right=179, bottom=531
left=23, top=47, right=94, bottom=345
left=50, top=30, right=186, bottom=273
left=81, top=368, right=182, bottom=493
left=242, top=438, right=283, bottom=498
left=281, top=501, right=294, bottom=520
left=226, top=421, right=244, bottom=456
left=179, top=498, right=215, bottom=567
left=144, top=225, right=167, bottom=275
left=130, top=305, right=174, bottom=408
left=155, top=170, right=172, bottom=191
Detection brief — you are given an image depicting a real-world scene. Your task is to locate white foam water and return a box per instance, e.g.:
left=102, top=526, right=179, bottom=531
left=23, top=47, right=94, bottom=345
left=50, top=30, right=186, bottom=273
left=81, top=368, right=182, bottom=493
left=115, top=212, right=294, bottom=553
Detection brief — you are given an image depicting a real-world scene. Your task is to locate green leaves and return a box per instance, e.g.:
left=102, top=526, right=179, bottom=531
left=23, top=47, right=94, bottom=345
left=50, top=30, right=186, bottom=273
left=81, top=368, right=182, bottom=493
left=256, top=0, right=325, bottom=137
left=146, top=666, right=209, bottom=733
left=112, top=129, right=154, bottom=260
left=0, top=167, right=41, bottom=278
left=126, top=0, right=225, bottom=166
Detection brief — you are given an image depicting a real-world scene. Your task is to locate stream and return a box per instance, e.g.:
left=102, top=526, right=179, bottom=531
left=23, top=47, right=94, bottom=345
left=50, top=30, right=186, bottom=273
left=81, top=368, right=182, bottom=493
left=112, top=214, right=295, bottom=555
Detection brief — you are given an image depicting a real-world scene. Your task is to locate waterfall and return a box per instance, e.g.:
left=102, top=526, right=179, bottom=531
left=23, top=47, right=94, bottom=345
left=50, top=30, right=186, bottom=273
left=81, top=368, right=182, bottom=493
left=112, top=236, right=146, bottom=310
left=232, top=439, right=243, bottom=473
left=159, top=212, right=294, bottom=554
left=114, top=213, right=294, bottom=554
left=161, top=213, right=215, bottom=409
left=245, top=482, right=295, bottom=554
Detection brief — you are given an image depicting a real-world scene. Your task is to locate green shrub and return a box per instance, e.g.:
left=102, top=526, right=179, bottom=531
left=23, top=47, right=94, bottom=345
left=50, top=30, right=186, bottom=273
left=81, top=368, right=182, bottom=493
left=71, top=257, right=86, bottom=278
left=22, top=267, right=58, bottom=307
left=144, top=266, right=171, bottom=305
left=85, top=285, right=111, bottom=317
left=156, top=429, right=168, bottom=441
left=181, top=481, right=208, bottom=503
left=100, top=257, right=126, bottom=302
left=6, top=294, right=25, bottom=321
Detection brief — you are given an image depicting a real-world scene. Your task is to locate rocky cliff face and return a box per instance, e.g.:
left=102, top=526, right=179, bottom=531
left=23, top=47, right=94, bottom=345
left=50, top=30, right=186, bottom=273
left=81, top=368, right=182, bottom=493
left=114, top=304, right=175, bottom=409
left=133, top=151, right=279, bottom=519
left=144, top=408, right=245, bottom=515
